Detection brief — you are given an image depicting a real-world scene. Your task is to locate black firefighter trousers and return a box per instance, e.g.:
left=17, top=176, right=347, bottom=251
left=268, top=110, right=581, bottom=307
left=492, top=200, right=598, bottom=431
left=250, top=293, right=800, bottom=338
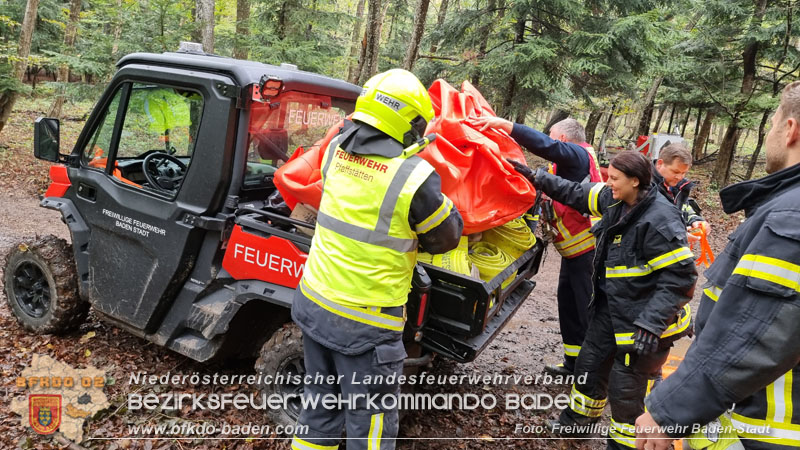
left=558, top=295, right=670, bottom=449
left=557, top=250, right=594, bottom=368
left=291, top=334, right=405, bottom=450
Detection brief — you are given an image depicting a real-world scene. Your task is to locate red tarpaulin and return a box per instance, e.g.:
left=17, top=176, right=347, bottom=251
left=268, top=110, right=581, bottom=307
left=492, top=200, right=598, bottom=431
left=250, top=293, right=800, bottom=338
left=274, top=80, right=536, bottom=234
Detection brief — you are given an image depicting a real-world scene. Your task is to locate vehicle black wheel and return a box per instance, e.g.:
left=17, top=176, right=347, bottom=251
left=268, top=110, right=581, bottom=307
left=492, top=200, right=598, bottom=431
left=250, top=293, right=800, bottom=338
left=4, top=235, right=88, bottom=334
left=255, top=322, right=305, bottom=430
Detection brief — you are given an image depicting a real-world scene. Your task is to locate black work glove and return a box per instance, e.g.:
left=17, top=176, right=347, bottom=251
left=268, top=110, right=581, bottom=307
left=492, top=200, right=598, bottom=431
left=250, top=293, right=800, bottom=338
left=507, top=158, right=536, bottom=184
left=633, top=328, right=660, bottom=356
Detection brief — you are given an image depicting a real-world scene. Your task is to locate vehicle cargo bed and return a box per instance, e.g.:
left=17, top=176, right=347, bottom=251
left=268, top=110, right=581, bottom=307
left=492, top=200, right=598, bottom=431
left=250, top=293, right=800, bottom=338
left=234, top=208, right=545, bottom=363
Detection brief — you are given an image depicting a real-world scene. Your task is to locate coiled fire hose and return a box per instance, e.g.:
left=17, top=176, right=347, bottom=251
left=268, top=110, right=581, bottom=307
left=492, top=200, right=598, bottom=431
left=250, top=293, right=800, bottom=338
left=417, top=236, right=472, bottom=276
left=482, top=218, right=537, bottom=258
left=468, top=241, right=516, bottom=289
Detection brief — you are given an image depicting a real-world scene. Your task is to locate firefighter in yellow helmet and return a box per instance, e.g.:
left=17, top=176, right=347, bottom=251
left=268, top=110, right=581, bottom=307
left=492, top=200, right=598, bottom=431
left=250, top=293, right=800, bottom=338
left=290, top=69, right=463, bottom=450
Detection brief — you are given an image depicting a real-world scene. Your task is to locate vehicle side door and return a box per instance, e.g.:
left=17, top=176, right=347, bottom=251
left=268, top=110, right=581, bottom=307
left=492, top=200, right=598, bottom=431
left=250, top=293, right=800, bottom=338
left=66, top=65, right=238, bottom=331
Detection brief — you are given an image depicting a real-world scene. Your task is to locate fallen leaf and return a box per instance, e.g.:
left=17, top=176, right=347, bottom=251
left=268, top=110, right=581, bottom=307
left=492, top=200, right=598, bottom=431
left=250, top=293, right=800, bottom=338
left=80, top=331, right=96, bottom=343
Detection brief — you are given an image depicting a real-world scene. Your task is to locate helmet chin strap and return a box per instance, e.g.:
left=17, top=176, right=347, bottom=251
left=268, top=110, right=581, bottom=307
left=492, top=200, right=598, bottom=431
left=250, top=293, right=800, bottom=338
left=403, top=115, right=428, bottom=146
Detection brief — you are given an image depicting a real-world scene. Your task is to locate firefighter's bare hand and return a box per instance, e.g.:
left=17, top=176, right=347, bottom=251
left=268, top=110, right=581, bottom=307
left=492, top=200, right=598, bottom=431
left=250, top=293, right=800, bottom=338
left=688, top=220, right=710, bottom=234
left=506, top=158, right=536, bottom=184
left=633, top=328, right=659, bottom=355
left=635, top=412, right=672, bottom=450
left=464, top=116, right=513, bottom=133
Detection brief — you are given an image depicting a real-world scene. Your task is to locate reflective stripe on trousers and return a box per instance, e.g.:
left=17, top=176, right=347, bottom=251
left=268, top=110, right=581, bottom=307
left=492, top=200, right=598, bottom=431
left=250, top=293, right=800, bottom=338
left=569, top=385, right=607, bottom=417
left=564, top=343, right=581, bottom=358
left=609, top=419, right=637, bottom=448
left=368, top=413, right=384, bottom=450
left=291, top=437, right=339, bottom=450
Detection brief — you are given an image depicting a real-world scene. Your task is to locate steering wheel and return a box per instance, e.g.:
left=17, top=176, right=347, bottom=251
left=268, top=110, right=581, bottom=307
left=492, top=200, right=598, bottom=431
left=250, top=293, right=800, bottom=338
left=142, top=152, right=187, bottom=192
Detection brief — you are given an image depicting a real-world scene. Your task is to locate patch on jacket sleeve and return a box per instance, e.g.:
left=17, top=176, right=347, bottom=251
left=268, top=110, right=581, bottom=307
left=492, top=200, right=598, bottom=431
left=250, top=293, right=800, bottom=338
left=766, top=210, right=800, bottom=243
left=653, top=219, right=687, bottom=242
left=731, top=211, right=800, bottom=298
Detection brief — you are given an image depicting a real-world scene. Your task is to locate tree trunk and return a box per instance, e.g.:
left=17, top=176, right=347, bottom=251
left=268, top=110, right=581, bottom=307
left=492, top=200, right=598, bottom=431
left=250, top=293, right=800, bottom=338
left=499, top=12, right=526, bottom=118
left=403, top=0, right=430, bottom=70
left=471, top=0, right=496, bottom=89
left=693, top=110, right=714, bottom=161
left=634, top=77, right=660, bottom=136
left=598, top=103, right=617, bottom=150
left=712, top=0, right=767, bottom=186
left=233, top=0, right=250, bottom=59
left=353, top=29, right=368, bottom=83
left=585, top=109, right=603, bottom=146
left=514, top=105, right=529, bottom=125
left=666, top=106, right=677, bottom=134
left=373, top=1, right=391, bottom=74
left=653, top=105, right=667, bottom=133
left=681, top=107, right=691, bottom=136
left=387, top=0, right=398, bottom=41
left=111, top=0, right=123, bottom=58
left=715, top=125, right=742, bottom=184
left=428, top=0, right=448, bottom=54
left=48, top=0, right=82, bottom=119
left=542, top=108, right=570, bottom=135
left=746, top=110, right=770, bottom=179
left=276, top=0, right=288, bottom=40
left=0, top=0, right=39, bottom=135
left=693, top=108, right=703, bottom=139
left=356, top=0, right=386, bottom=84
left=196, top=0, right=215, bottom=53
left=346, top=0, right=367, bottom=82
left=634, top=16, right=703, bottom=137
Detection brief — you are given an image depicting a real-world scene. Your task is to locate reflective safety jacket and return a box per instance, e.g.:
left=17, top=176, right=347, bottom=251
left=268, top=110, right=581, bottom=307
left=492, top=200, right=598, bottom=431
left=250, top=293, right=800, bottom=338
left=292, top=121, right=463, bottom=354
left=580, top=142, right=603, bottom=175
left=645, top=163, right=800, bottom=449
left=534, top=171, right=697, bottom=349
left=652, top=163, right=704, bottom=226
left=548, top=144, right=603, bottom=258
left=509, top=124, right=601, bottom=258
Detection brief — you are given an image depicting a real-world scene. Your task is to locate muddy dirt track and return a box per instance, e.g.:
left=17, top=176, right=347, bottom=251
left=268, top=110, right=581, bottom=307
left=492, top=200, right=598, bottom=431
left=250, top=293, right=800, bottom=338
left=0, top=190, right=721, bottom=450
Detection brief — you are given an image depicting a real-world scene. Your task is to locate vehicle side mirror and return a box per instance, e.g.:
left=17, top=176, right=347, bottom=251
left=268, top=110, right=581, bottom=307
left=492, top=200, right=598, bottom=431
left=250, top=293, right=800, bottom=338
left=34, top=117, right=61, bottom=162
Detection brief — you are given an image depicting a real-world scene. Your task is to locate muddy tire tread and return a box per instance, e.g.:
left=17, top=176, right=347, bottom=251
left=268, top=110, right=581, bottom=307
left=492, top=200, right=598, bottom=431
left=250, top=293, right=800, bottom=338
left=254, top=322, right=304, bottom=429
left=4, top=235, right=88, bottom=334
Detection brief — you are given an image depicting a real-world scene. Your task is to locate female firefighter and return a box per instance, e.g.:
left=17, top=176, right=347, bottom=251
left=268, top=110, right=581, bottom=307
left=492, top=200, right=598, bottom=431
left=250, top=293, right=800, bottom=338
left=509, top=151, right=697, bottom=449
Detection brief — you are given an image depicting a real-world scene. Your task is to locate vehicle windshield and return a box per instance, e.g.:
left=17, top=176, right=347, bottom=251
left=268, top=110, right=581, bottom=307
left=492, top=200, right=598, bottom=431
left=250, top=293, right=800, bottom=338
left=244, top=91, right=353, bottom=189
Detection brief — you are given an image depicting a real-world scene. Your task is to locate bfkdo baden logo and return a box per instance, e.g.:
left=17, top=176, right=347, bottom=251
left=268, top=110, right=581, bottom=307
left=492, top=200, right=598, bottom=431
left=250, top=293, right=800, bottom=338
left=28, top=394, right=62, bottom=434
left=11, top=354, right=110, bottom=442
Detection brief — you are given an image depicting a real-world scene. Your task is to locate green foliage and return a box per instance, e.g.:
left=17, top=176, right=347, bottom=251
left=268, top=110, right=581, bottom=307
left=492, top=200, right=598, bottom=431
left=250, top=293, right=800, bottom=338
left=0, top=0, right=797, bottom=152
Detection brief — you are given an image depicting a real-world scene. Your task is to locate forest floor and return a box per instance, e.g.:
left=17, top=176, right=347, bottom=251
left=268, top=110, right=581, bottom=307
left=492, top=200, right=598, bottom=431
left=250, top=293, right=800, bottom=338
left=0, top=97, right=755, bottom=449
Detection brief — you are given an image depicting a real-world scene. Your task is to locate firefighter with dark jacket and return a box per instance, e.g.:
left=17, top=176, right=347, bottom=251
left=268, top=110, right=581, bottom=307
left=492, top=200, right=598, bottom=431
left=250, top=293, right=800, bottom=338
left=635, top=82, right=800, bottom=450
left=290, top=69, right=463, bottom=450
left=652, top=142, right=708, bottom=230
left=467, top=115, right=602, bottom=375
left=510, top=151, right=697, bottom=449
